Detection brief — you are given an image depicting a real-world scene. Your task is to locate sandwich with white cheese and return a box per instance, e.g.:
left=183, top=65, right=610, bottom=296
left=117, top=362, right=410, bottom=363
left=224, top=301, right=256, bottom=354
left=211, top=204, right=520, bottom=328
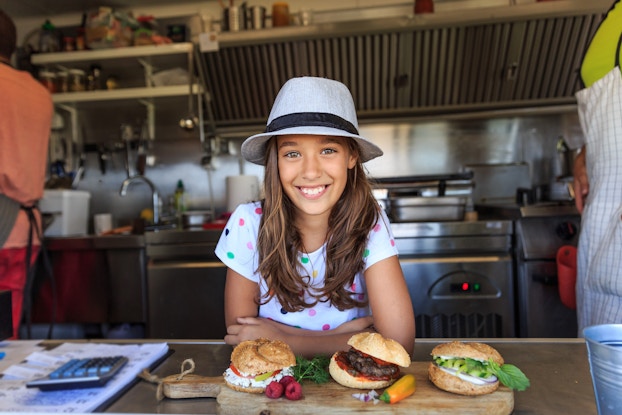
left=223, top=338, right=296, bottom=394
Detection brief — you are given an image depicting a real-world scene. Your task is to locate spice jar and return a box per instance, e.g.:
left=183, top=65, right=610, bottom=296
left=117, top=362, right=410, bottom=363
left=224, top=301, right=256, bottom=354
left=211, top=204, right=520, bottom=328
left=57, top=70, right=69, bottom=93
left=68, top=68, right=86, bottom=92
left=39, top=70, right=57, bottom=93
left=272, top=2, right=290, bottom=27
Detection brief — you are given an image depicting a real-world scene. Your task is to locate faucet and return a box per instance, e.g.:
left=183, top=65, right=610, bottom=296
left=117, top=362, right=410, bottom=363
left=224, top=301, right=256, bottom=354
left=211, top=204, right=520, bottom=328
left=119, top=175, right=160, bottom=225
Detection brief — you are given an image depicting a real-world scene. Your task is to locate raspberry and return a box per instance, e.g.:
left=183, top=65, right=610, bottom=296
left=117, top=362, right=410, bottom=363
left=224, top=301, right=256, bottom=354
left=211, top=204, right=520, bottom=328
left=279, top=375, right=296, bottom=387
left=284, top=380, right=303, bottom=400
left=265, top=380, right=284, bottom=399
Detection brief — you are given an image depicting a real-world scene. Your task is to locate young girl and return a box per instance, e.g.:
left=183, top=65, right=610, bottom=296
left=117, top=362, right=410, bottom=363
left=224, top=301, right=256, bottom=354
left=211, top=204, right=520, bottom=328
left=215, top=77, right=415, bottom=357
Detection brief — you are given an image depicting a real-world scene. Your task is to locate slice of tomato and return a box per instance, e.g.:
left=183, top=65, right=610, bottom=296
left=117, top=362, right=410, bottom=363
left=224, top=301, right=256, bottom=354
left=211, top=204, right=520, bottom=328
left=229, top=364, right=281, bottom=381
left=229, top=364, right=253, bottom=378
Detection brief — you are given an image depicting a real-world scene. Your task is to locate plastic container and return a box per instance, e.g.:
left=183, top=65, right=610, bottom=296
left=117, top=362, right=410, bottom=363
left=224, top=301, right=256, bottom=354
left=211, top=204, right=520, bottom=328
left=39, top=190, right=91, bottom=236
left=556, top=245, right=577, bottom=309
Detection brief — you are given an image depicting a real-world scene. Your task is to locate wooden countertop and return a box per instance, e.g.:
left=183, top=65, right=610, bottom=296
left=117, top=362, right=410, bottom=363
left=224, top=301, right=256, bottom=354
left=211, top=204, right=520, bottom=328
left=88, top=338, right=596, bottom=414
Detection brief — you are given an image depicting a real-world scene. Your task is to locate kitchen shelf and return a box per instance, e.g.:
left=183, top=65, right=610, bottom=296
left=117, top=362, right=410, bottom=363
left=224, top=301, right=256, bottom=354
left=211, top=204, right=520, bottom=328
left=51, top=84, right=200, bottom=105
left=31, top=42, right=194, bottom=66
left=31, top=42, right=202, bottom=147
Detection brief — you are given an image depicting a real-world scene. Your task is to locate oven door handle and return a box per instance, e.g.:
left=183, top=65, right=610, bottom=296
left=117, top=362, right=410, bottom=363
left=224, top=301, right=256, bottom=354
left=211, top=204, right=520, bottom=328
left=400, top=255, right=511, bottom=264
left=532, top=273, right=558, bottom=285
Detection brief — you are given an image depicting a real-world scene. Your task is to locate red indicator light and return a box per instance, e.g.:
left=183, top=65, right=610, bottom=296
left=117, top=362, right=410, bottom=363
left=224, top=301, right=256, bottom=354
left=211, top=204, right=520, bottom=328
left=461, top=282, right=470, bottom=291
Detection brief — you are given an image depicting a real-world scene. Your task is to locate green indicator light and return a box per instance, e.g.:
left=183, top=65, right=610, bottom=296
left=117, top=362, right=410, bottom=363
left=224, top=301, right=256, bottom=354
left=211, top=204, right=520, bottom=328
left=473, top=283, right=481, bottom=291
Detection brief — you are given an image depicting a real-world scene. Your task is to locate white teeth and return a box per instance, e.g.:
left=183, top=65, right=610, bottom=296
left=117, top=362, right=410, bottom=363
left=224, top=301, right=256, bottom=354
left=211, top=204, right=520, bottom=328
left=300, top=186, right=325, bottom=195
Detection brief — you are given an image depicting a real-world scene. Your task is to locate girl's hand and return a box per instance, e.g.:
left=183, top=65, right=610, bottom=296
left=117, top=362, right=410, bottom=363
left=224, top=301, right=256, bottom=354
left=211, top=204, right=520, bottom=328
left=225, top=317, right=287, bottom=346
left=331, top=316, right=374, bottom=334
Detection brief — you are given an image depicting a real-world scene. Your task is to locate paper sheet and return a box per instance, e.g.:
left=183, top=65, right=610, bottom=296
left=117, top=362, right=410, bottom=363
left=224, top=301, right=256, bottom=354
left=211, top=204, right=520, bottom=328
left=0, top=342, right=169, bottom=413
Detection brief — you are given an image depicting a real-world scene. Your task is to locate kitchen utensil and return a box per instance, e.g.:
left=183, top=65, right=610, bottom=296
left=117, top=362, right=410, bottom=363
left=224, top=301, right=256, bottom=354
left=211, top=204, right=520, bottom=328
left=390, top=196, right=466, bottom=222
left=179, top=51, right=198, bottom=131
left=182, top=210, right=214, bottom=228
left=222, top=4, right=247, bottom=32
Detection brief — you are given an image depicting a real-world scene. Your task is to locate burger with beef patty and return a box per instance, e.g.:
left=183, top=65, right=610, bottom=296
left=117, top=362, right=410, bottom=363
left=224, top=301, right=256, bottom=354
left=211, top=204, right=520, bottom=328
left=329, top=332, right=411, bottom=389
left=223, top=338, right=296, bottom=394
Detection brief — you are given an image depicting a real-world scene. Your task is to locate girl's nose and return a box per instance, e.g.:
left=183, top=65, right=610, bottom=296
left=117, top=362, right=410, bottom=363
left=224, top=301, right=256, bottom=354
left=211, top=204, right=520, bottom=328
left=302, top=154, right=321, bottom=179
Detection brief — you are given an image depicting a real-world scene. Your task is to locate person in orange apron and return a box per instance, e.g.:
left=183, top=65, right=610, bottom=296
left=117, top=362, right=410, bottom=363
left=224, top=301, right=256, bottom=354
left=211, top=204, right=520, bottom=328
left=0, top=9, right=53, bottom=339
left=570, top=0, right=622, bottom=333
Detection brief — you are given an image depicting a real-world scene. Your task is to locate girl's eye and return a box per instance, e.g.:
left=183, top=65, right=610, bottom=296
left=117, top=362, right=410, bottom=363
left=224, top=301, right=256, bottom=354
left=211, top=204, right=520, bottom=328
left=283, top=151, right=300, bottom=158
left=321, top=148, right=337, bottom=155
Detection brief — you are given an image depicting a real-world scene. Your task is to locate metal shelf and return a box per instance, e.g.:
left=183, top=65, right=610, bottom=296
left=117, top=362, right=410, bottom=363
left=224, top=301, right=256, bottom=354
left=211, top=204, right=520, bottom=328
left=51, top=84, right=200, bottom=105
left=31, top=42, right=194, bottom=65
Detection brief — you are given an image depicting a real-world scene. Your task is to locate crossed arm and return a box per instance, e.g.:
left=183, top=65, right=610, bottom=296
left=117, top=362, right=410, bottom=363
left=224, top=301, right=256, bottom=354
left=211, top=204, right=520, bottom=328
left=223, top=255, right=415, bottom=358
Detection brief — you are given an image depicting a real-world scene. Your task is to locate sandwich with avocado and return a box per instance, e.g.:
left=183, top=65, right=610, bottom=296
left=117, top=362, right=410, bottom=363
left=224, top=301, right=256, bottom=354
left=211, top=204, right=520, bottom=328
left=428, top=341, right=530, bottom=396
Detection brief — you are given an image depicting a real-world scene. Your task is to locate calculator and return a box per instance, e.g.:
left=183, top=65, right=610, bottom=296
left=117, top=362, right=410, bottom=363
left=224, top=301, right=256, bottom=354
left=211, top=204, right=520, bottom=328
left=26, top=356, right=129, bottom=391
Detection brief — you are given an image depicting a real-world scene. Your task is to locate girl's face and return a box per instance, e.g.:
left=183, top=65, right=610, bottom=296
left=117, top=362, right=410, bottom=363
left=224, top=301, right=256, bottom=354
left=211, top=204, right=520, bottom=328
left=277, top=134, right=357, bottom=221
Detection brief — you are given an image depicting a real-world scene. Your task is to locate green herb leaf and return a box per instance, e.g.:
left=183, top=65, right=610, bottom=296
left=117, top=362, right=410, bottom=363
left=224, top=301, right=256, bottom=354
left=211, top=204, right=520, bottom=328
left=488, top=360, right=530, bottom=391
left=292, top=355, right=331, bottom=384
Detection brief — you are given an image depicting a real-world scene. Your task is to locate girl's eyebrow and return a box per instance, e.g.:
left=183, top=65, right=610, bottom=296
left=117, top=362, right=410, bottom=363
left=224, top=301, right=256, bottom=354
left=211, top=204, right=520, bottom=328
left=278, top=140, right=298, bottom=149
left=277, top=136, right=344, bottom=149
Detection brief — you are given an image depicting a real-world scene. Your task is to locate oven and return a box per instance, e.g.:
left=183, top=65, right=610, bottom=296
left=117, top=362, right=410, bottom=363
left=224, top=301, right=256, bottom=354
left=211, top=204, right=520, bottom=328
left=392, top=220, right=515, bottom=338
left=145, top=229, right=227, bottom=339
left=514, top=210, right=580, bottom=337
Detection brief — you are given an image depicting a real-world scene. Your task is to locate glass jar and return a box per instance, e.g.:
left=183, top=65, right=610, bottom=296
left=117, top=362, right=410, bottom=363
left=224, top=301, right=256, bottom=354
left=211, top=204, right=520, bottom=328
left=57, top=70, right=69, bottom=93
left=39, top=70, right=57, bottom=93
left=272, top=2, right=290, bottom=27
left=68, top=68, right=86, bottom=92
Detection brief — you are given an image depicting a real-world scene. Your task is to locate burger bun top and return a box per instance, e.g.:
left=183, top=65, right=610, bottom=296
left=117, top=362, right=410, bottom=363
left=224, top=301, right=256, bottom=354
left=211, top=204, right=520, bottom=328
left=347, top=332, right=411, bottom=367
left=230, top=338, right=296, bottom=375
left=430, top=341, right=504, bottom=365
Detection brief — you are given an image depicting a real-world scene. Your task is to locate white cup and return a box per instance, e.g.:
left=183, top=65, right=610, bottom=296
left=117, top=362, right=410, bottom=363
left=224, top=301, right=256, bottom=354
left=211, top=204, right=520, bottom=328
left=94, top=213, right=113, bottom=235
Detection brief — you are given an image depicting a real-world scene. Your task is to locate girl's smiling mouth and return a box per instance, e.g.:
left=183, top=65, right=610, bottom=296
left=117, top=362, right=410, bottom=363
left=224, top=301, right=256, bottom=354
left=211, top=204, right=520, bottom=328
left=299, top=185, right=328, bottom=197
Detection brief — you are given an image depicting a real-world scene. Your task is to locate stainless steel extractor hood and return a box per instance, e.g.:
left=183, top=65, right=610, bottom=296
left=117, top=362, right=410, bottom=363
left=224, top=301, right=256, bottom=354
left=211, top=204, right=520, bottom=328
left=195, top=0, right=610, bottom=131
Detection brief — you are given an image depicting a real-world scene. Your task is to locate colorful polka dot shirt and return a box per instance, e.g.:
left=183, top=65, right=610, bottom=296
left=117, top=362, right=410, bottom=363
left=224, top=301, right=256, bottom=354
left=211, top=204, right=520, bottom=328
left=215, top=201, right=400, bottom=331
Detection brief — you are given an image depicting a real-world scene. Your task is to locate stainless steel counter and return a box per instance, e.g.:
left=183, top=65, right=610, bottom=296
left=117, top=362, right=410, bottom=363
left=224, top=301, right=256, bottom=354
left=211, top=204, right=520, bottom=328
left=89, top=338, right=596, bottom=415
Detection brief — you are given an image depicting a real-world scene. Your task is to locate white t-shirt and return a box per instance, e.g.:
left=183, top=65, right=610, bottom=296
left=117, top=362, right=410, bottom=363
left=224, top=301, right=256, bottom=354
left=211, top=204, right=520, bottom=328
left=215, top=201, right=399, bottom=331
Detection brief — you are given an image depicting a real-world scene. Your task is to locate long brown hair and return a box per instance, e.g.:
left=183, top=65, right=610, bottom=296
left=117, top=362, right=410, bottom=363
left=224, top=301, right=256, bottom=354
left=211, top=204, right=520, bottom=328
left=256, top=136, right=380, bottom=312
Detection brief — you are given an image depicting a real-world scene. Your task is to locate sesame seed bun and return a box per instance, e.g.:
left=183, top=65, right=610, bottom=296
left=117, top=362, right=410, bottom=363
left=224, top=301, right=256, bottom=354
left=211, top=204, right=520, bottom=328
left=231, top=338, right=296, bottom=375
left=430, top=341, right=504, bottom=365
left=223, top=338, right=296, bottom=394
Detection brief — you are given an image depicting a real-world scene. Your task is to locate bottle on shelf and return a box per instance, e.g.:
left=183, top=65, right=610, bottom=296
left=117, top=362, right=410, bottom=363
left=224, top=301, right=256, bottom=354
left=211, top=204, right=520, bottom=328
left=39, top=20, right=61, bottom=53
left=174, top=179, right=186, bottom=226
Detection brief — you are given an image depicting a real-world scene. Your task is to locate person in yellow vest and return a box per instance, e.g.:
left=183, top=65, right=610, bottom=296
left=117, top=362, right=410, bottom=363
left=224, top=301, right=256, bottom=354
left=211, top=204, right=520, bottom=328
left=570, top=0, right=622, bottom=333
left=0, top=9, right=53, bottom=338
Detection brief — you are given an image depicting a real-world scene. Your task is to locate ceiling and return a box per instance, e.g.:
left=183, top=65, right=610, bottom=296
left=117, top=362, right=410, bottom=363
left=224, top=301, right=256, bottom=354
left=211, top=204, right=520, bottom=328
left=2, top=0, right=207, bottom=18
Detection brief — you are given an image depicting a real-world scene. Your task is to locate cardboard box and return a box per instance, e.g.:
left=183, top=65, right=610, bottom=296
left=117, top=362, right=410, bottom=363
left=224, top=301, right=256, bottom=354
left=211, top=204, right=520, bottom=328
left=39, top=190, right=91, bottom=237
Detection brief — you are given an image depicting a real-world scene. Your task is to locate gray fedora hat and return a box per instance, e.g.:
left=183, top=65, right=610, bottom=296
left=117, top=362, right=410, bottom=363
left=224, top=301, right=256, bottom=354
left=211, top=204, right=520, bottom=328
left=241, top=77, right=383, bottom=165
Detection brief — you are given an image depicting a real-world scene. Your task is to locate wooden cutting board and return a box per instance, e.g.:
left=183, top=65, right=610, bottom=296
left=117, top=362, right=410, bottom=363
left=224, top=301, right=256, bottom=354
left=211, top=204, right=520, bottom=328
left=216, top=362, right=513, bottom=414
